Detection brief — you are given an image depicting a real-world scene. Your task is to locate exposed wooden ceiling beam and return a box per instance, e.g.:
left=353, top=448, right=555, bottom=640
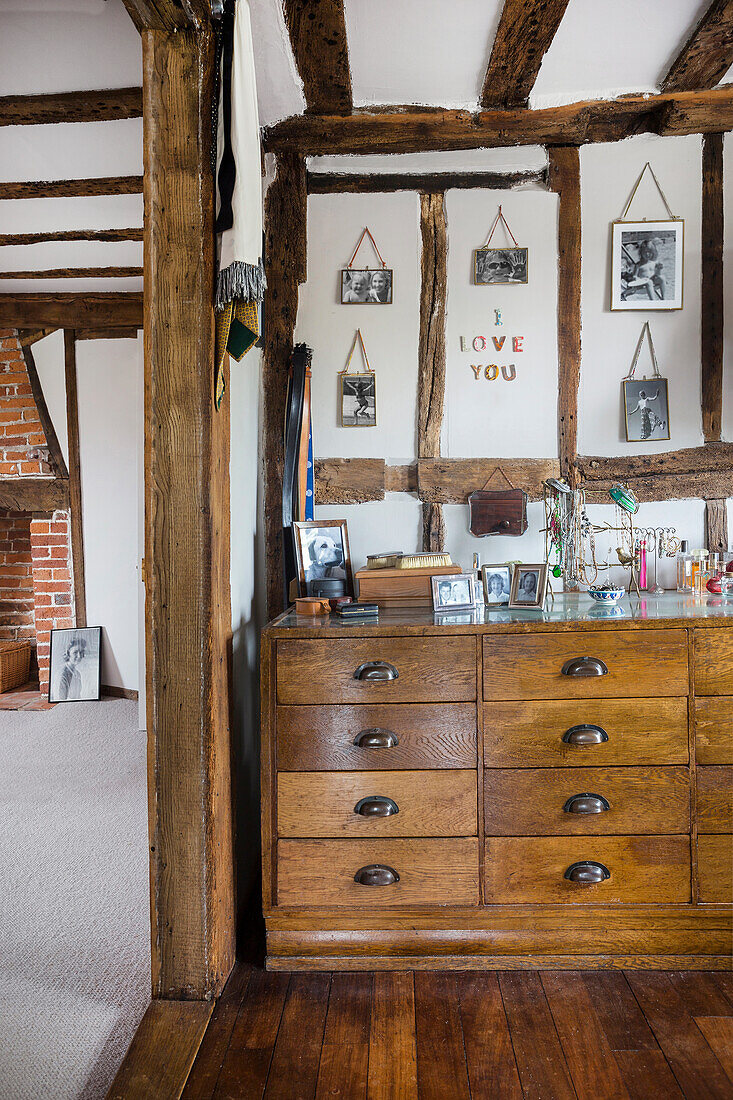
left=0, top=267, right=143, bottom=280
left=119, top=0, right=210, bottom=32
left=307, top=169, right=547, bottom=193
left=481, top=0, right=571, bottom=108
left=76, top=327, right=140, bottom=340
left=283, top=0, right=352, bottom=115
left=576, top=443, right=733, bottom=482
left=662, top=0, right=733, bottom=93
left=0, top=478, right=69, bottom=512
left=0, top=88, right=142, bottom=127
left=0, top=293, right=143, bottom=328
left=0, top=229, right=143, bottom=246
left=264, top=87, right=733, bottom=155
left=0, top=176, right=143, bottom=200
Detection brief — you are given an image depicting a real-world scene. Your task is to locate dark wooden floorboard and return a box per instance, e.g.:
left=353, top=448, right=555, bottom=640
left=457, top=971, right=523, bottom=1099
left=498, top=972, right=577, bottom=1100
left=582, top=972, right=660, bottom=1051
left=414, top=971, right=471, bottom=1100
left=180, top=967, right=733, bottom=1099
left=541, top=972, right=630, bottom=1099
left=263, top=972, right=330, bottom=1100
left=367, top=971, right=417, bottom=1100
left=626, top=972, right=733, bottom=1100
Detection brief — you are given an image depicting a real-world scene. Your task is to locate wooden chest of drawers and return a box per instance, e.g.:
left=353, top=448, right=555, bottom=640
left=261, top=599, right=733, bottom=971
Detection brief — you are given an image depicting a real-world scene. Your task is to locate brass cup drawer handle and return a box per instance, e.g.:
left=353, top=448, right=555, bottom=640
left=561, top=656, right=609, bottom=678
left=562, top=793, right=610, bottom=815
left=562, top=723, right=609, bottom=747
left=354, top=864, right=400, bottom=886
left=564, top=860, right=610, bottom=884
left=353, top=661, right=399, bottom=682
left=353, top=728, right=399, bottom=749
left=354, top=795, right=399, bottom=817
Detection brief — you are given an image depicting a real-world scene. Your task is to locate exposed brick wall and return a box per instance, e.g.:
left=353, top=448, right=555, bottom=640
left=30, top=511, right=74, bottom=694
left=0, top=330, right=51, bottom=476
left=0, top=510, right=35, bottom=644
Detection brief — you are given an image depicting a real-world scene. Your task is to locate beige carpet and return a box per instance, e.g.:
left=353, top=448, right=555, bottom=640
left=0, top=699, right=150, bottom=1100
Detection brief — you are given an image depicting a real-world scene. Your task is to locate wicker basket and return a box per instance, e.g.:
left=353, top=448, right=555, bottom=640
left=0, top=641, right=31, bottom=693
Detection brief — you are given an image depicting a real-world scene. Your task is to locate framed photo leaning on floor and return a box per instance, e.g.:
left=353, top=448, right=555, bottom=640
left=48, top=626, right=102, bottom=703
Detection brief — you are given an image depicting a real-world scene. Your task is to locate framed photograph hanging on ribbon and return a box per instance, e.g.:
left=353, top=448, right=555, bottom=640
left=340, top=329, right=377, bottom=427
left=622, top=323, right=670, bottom=443
left=611, top=163, right=683, bottom=311
left=474, top=206, right=528, bottom=285
left=341, top=228, right=393, bottom=304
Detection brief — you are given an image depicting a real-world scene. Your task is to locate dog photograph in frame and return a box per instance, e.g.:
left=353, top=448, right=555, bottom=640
left=293, top=520, right=354, bottom=597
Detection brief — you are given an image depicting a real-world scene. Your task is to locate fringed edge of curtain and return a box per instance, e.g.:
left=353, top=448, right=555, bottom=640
left=215, top=258, right=266, bottom=311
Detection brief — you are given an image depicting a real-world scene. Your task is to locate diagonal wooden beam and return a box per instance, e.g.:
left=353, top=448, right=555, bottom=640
left=661, top=0, right=733, bottom=93
left=0, top=88, right=142, bottom=127
left=481, top=0, right=571, bottom=108
left=263, top=87, right=733, bottom=155
left=22, top=343, right=68, bottom=480
left=284, top=0, right=352, bottom=115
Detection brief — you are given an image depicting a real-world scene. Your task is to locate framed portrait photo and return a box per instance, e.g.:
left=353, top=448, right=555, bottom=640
left=508, top=564, right=548, bottom=610
left=341, top=373, right=376, bottom=427
left=48, top=626, right=102, bottom=703
left=432, top=573, right=475, bottom=613
left=611, top=220, right=683, bottom=311
left=623, top=378, right=670, bottom=442
left=341, top=268, right=393, bottom=304
left=482, top=564, right=513, bottom=607
left=293, top=519, right=354, bottom=597
left=473, top=247, right=528, bottom=285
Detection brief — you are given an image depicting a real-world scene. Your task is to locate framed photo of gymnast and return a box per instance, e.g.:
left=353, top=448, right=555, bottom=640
left=623, top=378, right=670, bottom=443
left=611, top=220, right=683, bottom=311
left=341, top=373, right=377, bottom=427
left=341, top=268, right=393, bottom=304
left=292, top=519, right=354, bottom=598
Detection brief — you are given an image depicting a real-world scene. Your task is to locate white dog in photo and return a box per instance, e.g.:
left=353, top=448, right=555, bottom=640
left=304, top=532, right=346, bottom=582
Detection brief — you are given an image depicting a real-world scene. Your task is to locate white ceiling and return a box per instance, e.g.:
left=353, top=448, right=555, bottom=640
left=0, top=0, right=728, bottom=293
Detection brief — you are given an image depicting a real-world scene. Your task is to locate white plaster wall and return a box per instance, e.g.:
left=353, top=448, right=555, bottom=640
left=295, top=192, right=421, bottom=462
left=444, top=188, right=559, bottom=458
left=578, top=134, right=703, bottom=457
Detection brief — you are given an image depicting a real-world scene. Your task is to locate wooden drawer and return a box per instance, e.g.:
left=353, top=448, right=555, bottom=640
left=277, top=637, right=476, bottom=704
left=278, top=771, right=477, bottom=838
left=483, top=630, right=688, bottom=700
left=484, top=698, right=688, bottom=767
left=695, top=698, right=733, bottom=764
left=276, top=703, right=476, bottom=770
left=697, top=767, right=733, bottom=833
left=694, top=630, right=733, bottom=696
left=277, top=838, right=479, bottom=907
left=698, top=835, right=733, bottom=903
left=484, top=767, right=690, bottom=836
left=484, top=836, right=691, bottom=904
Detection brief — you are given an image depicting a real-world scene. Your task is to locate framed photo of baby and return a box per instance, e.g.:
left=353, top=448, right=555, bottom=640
left=611, top=220, right=683, bottom=311
left=341, top=268, right=393, bottom=304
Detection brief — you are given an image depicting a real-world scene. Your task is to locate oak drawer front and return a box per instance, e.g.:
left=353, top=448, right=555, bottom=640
left=276, top=703, right=477, bottom=771
left=698, top=835, right=733, bottom=903
left=277, top=838, right=479, bottom=907
left=484, top=767, right=690, bottom=836
left=695, top=698, right=733, bottom=764
left=483, top=630, right=688, bottom=700
left=484, top=699, right=688, bottom=767
left=694, top=631, right=733, bottom=696
left=484, top=837, right=691, bottom=904
left=277, top=637, right=476, bottom=704
left=277, top=771, right=477, bottom=838
left=697, top=767, right=733, bottom=833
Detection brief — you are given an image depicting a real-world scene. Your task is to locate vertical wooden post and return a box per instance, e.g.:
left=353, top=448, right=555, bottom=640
left=702, top=133, right=724, bottom=443
left=64, top=328, right=86, bottom=626
left=548, top=147, right=581, bottom=487
left=418, top=192, right=447, bottom=552
left=143, top=27, right=234, bottom=1000
left=262, top=153, right=307, bottom=619
left=705, top=498, right=729, bottom=554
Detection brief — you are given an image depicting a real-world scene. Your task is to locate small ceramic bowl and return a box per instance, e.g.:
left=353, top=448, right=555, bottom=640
left=588, top=586, right=623, bottom=605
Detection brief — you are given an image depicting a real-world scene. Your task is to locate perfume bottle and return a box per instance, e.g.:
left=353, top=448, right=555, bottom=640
left=472, top=553, right=484, bottom=608
left=676, top=540, right=692, bottom=592
left=691, top=550, right=709, bottom=596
